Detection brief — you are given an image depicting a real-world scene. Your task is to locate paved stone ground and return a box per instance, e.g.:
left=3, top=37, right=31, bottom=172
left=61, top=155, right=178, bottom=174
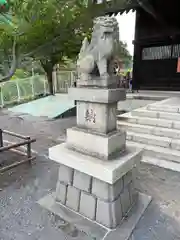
left=0, top=104, right=180, bottom=240
left=134, top=164, right=180, bottom=240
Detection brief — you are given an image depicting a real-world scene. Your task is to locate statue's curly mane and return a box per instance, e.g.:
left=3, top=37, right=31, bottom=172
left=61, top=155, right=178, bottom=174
left=93, top=16, right=117, bottom=27
left=91, top=16, right=119, bottom=44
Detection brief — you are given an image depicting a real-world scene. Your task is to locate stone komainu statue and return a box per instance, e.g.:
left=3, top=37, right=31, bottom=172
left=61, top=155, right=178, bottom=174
left=77, top=16, right=119, bottom=80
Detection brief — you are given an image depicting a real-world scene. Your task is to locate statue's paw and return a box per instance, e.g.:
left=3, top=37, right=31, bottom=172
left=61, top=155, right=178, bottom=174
left=78, top=55, right=94, bottom=73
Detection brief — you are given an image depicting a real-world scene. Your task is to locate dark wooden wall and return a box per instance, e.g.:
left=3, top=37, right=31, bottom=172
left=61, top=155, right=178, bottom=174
left=133, top=0, right=180, bottom=91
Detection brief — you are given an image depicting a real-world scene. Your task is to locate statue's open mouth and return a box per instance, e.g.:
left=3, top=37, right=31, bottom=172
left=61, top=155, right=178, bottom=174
left=102, top=31, right=113, bottom=40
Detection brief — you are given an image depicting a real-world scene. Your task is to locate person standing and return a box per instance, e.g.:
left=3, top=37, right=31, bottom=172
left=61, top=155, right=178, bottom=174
left=126, top=71, right=131, bottom=92
left=129, top=78, right=132, bottom=92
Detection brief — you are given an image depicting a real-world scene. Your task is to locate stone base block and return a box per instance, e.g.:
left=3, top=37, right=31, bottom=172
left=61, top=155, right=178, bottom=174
left=66, top=185, right=80, bottom=211
left=120, top=188, right=131, bottom=216
left=92, top=176, right=123, bottom=202
left=55, top=182, right=67, bottom=204
left=68, top=87, right=126, bottom=103
left=96, top=196, right=123, bottom=228
left=67, top=127, right=126, bottom=160
left=58, top=164, right=74, bottom=185
left=73, top=169, right=92, bottom=192
left=49, top=143, right=141, bottom=184
left=49, top=143, right=142, bottom=229
left=79, top=191, right=96, bottom=220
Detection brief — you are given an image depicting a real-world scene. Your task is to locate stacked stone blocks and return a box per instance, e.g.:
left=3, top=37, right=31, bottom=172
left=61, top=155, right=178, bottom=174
left=56, top=164, right=138, bottom=228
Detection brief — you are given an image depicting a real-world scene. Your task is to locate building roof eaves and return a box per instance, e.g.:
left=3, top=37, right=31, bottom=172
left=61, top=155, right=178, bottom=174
left=91, top=0, right=149, bottom=15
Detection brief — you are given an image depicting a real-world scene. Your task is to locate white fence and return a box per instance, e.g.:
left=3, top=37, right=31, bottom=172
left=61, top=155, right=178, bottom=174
left=54, top=70, right=76, bottom=93
left=0, top=71, right=76, bottom=107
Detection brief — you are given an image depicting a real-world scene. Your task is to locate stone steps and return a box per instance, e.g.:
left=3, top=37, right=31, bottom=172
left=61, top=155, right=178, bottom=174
left=147, top=104, right=180, bottom=113
left=118, top=113, right=180, bottom=130
left=118, top=121, right=180, bottom=139
left=127, top=141, right=180, bottom=172
left=131, top=108, right=180, bottom=122
left=117, top=99, right=180, bottom=172
left=146, top=98, right=180, bottom=113
left=126, top=131, right=180, bottom=150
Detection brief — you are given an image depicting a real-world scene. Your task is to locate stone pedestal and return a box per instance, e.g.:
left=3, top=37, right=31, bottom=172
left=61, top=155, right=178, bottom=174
left=48, top=79, right=143, bottom=230
left=38, top=16, right=152, bottom=239
left=50, top=143, right=141, bottom=229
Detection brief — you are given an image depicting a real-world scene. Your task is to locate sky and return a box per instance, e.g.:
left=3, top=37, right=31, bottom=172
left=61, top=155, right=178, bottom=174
left=116, top=11, right=136, bottom=56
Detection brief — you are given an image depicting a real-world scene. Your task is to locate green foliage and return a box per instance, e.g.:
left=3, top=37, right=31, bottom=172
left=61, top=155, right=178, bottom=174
left=0, top=0, right=94, bottom=91
left=2, top=0, right=94, bottom=61
left=115, top=41, right=132, bottom=66
left=11, top=68, right=30, bottom=79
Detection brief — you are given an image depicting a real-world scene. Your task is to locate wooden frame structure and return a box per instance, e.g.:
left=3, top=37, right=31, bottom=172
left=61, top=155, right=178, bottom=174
left=0, top=129, right=36, bottom=173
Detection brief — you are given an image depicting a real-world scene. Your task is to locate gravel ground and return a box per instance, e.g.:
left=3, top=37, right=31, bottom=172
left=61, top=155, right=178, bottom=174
left=0, top=106, right=180, bottom=240
left=0, top=153, right=91, bottom=240
left=0, top=109, right=76, bottom=155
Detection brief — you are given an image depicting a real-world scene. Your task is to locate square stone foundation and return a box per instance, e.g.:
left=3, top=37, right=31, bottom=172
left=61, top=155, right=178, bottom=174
left=56, top=167, right=137, bottom=228
left=49, top=143, right=142, bottom=229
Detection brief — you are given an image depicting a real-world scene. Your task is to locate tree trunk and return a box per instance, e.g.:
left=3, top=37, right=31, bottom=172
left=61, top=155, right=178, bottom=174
left=41, top=60, right=55, bottom=95
left=46, top=68, right=54, bottom=95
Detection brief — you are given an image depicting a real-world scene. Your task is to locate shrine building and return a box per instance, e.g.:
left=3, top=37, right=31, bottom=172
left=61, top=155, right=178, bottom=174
left=90, top=0, right=180, bottom=91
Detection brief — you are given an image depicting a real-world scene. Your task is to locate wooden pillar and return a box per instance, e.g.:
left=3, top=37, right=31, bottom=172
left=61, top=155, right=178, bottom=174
left=132, top=10, right=141, bottom=91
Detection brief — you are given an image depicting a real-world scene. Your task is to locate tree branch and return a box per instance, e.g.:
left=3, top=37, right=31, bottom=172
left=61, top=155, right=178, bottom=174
left=0, top=38, right=18, bottom=82
left=24, top=34, right=62, bottom=58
